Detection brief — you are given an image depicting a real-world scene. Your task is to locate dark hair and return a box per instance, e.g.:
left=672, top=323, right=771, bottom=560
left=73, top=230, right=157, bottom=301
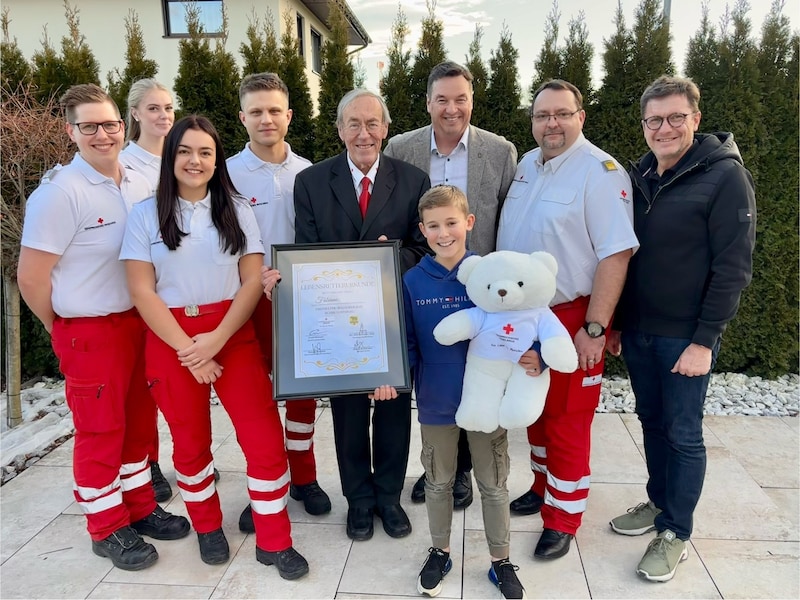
left=530, top=79, right=583, bottom=116
left=426, top=61, right=473, bottom=97
left=156, top=115, right=246, bottom=254
left=60, top=83, right=120, bottom=123
left=640, top=75, right=700, bottom=117
left=239, top=72, right=289, bottom=106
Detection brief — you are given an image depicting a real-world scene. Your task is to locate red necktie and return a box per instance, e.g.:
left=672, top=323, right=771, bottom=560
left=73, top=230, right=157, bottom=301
left=359, top=176, right=371, bottom=218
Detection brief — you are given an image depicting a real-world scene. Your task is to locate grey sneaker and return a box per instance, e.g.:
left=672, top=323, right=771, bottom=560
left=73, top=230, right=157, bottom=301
left=636, top=530, right=688, bottom=582
left=610, top=501, right=661, bottom=536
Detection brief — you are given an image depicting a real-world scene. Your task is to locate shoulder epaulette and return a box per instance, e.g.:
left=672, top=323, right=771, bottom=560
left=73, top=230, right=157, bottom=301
left=40, top=163, right=64, bottom=183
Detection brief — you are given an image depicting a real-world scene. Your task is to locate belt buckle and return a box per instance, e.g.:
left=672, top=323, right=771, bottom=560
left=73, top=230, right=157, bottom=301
left=184, top=304, right=200, bottom=317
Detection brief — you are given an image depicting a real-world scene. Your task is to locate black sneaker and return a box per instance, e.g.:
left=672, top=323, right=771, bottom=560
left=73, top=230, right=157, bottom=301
left=417, top=547, right=452, bottom=597
left=488, top=558, right=526, bottom=599
left=197, top=528, right=229, bottom=565
left=256, top=546, right=310, bottom=580
left=91, top=525, right=158, bottom=571
left=238, top=504, right=255, bottom=533
left=149, top=462, right=173, bottom=503
left=290, top=480, right=332, bottom=515
left=131, top=506, right=191, bottom=540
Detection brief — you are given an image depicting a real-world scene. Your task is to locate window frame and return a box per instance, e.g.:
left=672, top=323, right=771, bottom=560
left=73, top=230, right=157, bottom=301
left=310, top=27, right=322, bottom=74
left=296, top=13, right=305, bottom=58
left=162, top=0, right=225, bottom=39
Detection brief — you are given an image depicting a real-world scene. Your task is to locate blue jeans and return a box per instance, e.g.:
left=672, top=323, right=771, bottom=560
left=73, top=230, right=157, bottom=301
left=621, top=331, right=719, bottom=540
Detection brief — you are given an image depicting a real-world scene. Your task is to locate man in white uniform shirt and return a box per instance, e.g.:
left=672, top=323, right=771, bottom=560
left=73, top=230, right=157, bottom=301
left=497, top=79, right=638, bottom=561
left=17, top=84, right=190, bottom=571
left=226, top=73, right=331, bottom=530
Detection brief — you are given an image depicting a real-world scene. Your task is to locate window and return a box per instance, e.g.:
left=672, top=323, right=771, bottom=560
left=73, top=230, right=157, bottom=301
left=163, top=0, right=224, bottom=37
left=296, top=14, right=305, bottom=57
left=311, top=28, right=322, bottom=73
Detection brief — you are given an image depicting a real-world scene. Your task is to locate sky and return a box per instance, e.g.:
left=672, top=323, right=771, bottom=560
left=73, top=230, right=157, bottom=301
left=348, top=0, right=798, bottom=102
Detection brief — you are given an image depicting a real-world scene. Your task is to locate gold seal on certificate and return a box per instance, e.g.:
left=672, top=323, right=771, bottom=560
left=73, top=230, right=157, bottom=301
left=271, top=241, right=412, bottom=400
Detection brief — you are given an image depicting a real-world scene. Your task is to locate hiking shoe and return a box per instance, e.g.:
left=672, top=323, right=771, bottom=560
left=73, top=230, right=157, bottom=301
left=290, top=480, right=332, bottom=515
left=610, top=501, right=661, bottom=536
left=488, top=558, right=526, bottom=599
left=131, top=506, right=191, bottom=540
left=149, top=461, right=173, bottom=503
left=197, top=528, right=229, bottom=565
left=91, top=525, right=158, bottom=571
left=256, top=546, right=310, bottom=580
left=636, top=529, right=688, bottom=582
left=417, top=547, right=452, bottom=597
left=238, top=504, right=255, bottom=533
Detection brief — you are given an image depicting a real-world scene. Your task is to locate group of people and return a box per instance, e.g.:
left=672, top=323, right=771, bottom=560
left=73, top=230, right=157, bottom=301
left=18, top=57, right=755, bottom=598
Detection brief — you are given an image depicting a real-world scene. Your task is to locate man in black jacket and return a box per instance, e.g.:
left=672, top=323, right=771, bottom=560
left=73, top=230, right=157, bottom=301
left=608, top=75, right=756, bottom=582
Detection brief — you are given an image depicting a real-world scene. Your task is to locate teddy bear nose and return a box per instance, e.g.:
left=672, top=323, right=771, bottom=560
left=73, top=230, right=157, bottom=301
left=497, top=289, right=507, bottom=297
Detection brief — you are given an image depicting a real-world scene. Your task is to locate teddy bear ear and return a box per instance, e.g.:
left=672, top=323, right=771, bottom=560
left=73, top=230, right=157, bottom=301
left=531, top=251, right=558, bottom=277
left=456, top=255, right=482, bottom=283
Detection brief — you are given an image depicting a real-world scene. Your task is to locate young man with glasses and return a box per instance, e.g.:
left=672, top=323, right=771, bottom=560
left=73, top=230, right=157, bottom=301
left=609, top=75, right=755, bottom=582
left=496, top=79, right=638, bottom=561
left=18, top=84, right=190, bottom=571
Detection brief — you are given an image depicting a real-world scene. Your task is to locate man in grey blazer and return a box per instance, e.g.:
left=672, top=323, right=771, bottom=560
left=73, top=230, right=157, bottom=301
left=384, top=60, right=517, bottom=507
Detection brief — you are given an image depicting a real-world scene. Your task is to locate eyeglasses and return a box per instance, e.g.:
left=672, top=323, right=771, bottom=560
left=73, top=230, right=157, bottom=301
left=531, top=109, right=581, bottom=124
left=344, top=121, right=383, bottom=133
left=71, top=121, right=124, bottom=135
left=641, top=112, right=695, bottom=130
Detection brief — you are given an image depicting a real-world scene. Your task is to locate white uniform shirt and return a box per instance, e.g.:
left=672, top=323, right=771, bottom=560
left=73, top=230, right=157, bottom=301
left=497, top=134, right=638, bottom=305
left=120, top=141, right=161, bottom=195
left=21, top=153, right=151, bottom=318
left=120, top=195, right=264, bottom=307
left=226, top=142, right=311, bottom=260
left=429, top=127, right=469, bottom=192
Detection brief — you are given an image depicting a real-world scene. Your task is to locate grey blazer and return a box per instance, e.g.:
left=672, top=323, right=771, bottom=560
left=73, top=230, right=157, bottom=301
left=384, top=124, right=517, bottom=255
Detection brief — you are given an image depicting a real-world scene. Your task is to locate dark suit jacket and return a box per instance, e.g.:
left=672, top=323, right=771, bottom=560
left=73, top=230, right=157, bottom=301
left=294, top=152, right=431, bottom=273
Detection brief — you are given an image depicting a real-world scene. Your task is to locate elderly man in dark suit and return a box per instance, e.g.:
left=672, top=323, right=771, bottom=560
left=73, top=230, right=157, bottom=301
left=384, top=61, right=518, bottom=508
left=294, top=89, right=431, bottom=542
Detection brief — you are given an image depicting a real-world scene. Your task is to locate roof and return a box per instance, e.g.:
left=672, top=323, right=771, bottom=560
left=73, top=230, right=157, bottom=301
left=301, top=0, right=371, bottom=46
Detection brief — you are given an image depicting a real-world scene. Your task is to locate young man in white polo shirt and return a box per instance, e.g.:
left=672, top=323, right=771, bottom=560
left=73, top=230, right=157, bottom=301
left=227, top=72, right=331, bottom=529
left=18, top=84, right=190, bottom=571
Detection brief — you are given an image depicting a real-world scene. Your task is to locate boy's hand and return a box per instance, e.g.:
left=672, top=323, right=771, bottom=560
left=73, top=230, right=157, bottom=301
left=519, top=349, right=543, bottom=377
left=368, top=385, right=398, bottom=401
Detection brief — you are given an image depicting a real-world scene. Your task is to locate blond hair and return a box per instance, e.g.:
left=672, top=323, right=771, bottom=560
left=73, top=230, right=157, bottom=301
left=418, top=185, right=470, bottom=219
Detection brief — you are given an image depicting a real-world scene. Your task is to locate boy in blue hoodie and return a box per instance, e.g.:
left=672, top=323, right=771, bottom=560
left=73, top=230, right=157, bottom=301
left=372, top=185, right=525, bottom=599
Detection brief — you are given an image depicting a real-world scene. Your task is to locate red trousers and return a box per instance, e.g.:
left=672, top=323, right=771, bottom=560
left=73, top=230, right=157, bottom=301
left=527, top=296, right=605, bottom=535
left=51, top=310, right=156, bottom=541
left=146, top=302, right=292, bottom=552
left=252, top=296, right=318, bottom=485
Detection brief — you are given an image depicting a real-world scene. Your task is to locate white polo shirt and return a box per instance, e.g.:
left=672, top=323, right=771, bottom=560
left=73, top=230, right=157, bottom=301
left=120, top=141, right=161, bottom=195
left=20, top=153, right=152, bottom=317
left=429, top=127, right=469, bottom=192
left=120, top=195, right=264, bottom=307
left=497, top=134, right=638, bottom=305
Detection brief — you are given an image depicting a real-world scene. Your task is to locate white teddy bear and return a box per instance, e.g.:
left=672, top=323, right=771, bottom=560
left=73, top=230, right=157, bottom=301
left=433, top=250, right=578, bottom=433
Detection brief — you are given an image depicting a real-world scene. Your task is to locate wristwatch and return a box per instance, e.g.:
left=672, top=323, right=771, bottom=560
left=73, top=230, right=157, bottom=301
left=583, top=321, right=606, bottom=338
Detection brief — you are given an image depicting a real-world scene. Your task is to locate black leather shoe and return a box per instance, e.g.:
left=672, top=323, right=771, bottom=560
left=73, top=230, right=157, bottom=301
left=346, top=507, right=374, bottom=541
left=411, top=474, right=426, bottom=503
left=238, top=504, right=255, bottom=533
left=91, top=525, right=158, bottom=571
left=131, top=506, right=191, bottom=540
left=534, top=528, right=573, bottom=560
left=453, top=471, right=474, bottom=509
left=376, top=503, right=412, bottom=538
left=256, top=546, right=310, bottom=580
left=197, top=528, right=229, bottom=565
left=290, top=481, right=332, bottom=515
left=510, top=489, right=544, bottom=515
left=149, top=462, right=173, bottom=503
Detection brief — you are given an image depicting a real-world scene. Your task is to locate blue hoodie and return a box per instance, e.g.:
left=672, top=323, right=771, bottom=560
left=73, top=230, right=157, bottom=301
left=402, top=252, right=476, bottom=425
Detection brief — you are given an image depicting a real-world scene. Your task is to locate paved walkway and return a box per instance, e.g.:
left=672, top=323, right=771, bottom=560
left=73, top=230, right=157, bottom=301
left=1, top=405, right=798, bottom=599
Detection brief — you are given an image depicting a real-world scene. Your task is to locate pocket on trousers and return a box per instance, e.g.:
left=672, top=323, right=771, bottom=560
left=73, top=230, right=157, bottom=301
left=421, top=442, right=436, bottom=482
left=67, top=378, right=121, bottom=433
left=490, top=432, right=510, bottom=487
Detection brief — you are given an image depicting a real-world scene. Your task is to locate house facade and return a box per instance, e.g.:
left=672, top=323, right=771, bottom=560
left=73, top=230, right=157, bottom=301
left=3, top=0, right=370, bottom=109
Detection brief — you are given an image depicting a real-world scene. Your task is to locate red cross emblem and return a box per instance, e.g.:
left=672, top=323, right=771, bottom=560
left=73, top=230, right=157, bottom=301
left=502, top=323, right=514, bottom=334
left=621, top=190, right=627, bottom=198
left=97, top=217, right=104, bottom=224
left=250, top=197, right=257, bottom=204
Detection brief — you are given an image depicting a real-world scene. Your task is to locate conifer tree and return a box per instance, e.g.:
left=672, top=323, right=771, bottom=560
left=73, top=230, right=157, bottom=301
left=1, top=8, right=31, bottom=96
left=173, top=3, right=243, bottom=156
left=313, top=0, right=354, bottom=161
left=59, top=1, right=99, bottom=85
left=239, top=8, right=280, bottom=76
left=279, top=9, right=315, bottom=160
left=465, top=25, right=490, bottom=129
left=380, top=4, right=414, bottom=136
left=353, top=54, right=367, bottom=88
left=107, top=10, right=158, bottom=116
left=486, top=24, right=528, bottom=154
left=409, top=1, right=447, bottom=129
left=561, top=12, right=594, bottom=102
left=684, top=1, right=718, bottom=87
left=30, top=28, right=64, bottom=103
left=531, top=1, right=562, bottom=94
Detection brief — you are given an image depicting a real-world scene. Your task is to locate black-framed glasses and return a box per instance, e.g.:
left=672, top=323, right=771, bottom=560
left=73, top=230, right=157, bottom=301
left=71, top=120, right=124, bottom=135
left=641, top=112, right=695, bottom=130
left=531, top=109, right=581, bottom=124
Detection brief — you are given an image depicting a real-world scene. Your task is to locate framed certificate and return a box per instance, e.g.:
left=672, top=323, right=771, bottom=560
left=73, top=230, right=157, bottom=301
left=271, top=241, right=411, bottom=400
